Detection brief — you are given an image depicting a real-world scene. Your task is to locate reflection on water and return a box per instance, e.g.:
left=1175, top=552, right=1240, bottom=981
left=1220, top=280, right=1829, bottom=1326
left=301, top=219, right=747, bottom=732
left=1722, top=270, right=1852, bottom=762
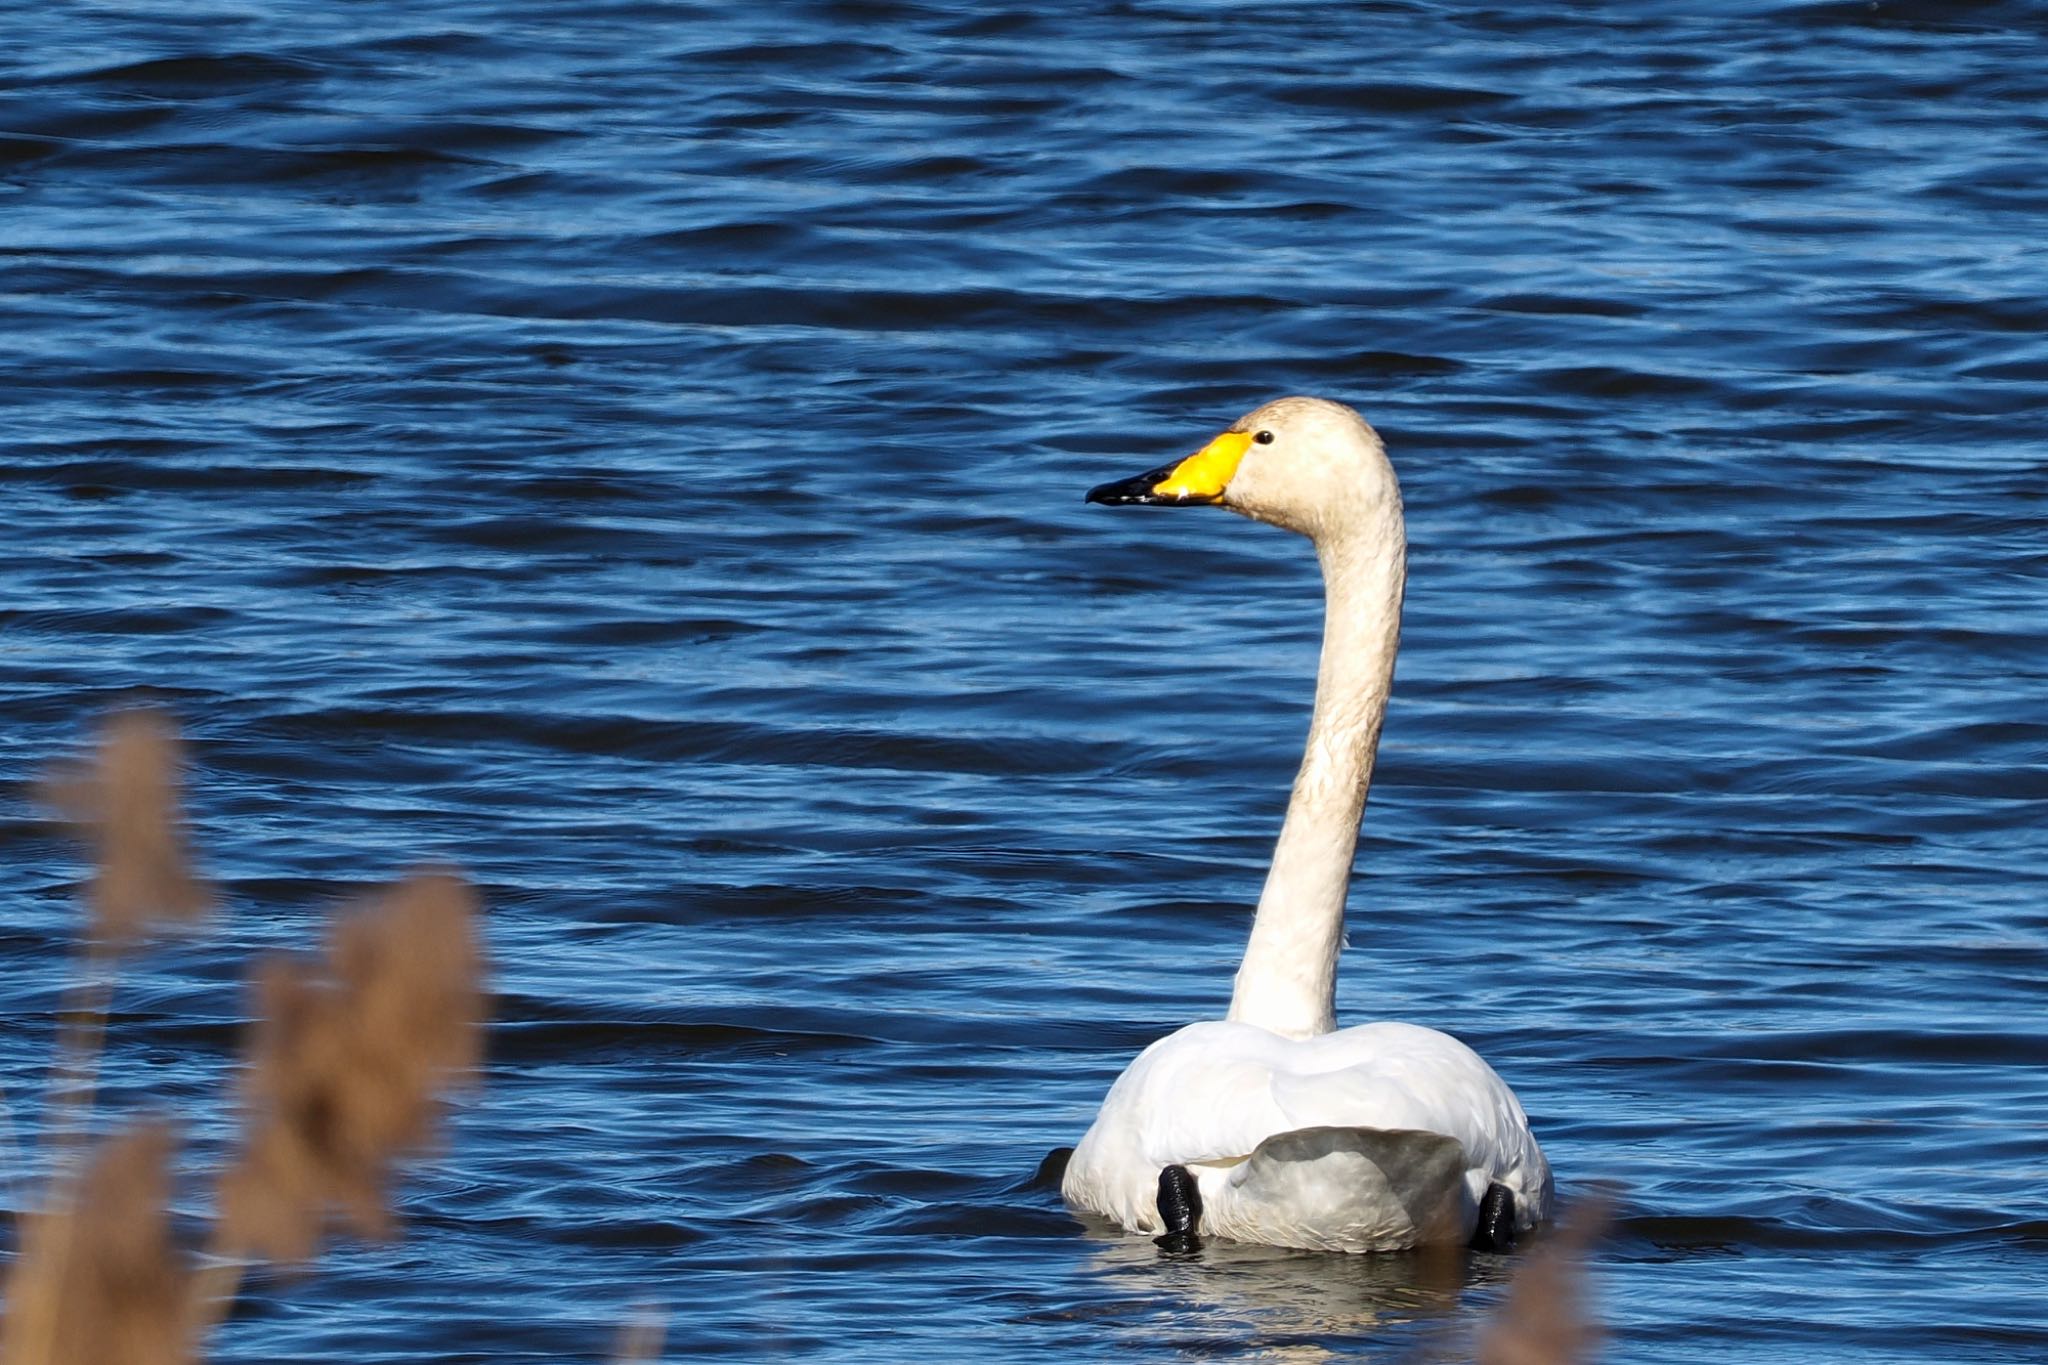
left=1092, top=1234, right=1487, bottom=1340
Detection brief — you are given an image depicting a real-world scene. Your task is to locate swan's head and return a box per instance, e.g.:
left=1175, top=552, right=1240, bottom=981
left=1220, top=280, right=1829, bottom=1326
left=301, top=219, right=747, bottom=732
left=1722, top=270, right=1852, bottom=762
left=1085, top=396, right=1400, bottom=542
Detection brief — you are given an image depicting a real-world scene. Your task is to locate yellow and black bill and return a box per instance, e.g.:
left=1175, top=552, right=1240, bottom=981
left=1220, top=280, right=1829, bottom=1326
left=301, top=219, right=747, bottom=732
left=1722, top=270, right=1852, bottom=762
left=1084, top=430, right=1252, bottom=507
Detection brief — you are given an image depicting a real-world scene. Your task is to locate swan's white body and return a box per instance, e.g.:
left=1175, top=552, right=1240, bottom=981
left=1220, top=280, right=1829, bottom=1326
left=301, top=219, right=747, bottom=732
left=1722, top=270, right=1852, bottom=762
left=1063, top=397, right=1552, bottom=1251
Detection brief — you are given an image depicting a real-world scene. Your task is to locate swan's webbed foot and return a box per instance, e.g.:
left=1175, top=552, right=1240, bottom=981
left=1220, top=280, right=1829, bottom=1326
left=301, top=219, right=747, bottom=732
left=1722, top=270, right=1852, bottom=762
left=1470, top=1182, right=1515, bottom=1253
left=1153, top=1164, right=1203, bottom=1252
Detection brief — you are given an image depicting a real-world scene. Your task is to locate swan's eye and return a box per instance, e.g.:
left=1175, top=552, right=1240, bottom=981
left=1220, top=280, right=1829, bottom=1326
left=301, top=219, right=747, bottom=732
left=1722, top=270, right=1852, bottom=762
left=1254, top=430, right=1275, bottom=445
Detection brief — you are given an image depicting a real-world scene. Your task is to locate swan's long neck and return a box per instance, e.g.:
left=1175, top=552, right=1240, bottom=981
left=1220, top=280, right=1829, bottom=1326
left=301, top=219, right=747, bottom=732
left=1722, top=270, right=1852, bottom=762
left=1227, top=528, right=1406, bottom=1039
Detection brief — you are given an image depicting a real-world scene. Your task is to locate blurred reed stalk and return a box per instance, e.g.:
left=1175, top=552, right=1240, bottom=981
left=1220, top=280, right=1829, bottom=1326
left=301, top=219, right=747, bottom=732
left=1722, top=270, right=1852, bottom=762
left=1473, top=1190, right=1615, bottom=1365
left=194, top=871, right=484, bottom=1345
left=611, top=1305, right=669, bottom=1363
left=4, top=1122, right=190, bottom=1365
left=3, top=710, right=486, bottom=1365
left=37, top=713, right=212, bottom=1163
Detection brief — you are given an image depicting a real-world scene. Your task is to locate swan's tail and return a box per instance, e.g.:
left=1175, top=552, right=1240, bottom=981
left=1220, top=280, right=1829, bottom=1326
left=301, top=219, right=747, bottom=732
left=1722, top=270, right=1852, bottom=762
left=1207, top=1125, right=1473, bottom=1252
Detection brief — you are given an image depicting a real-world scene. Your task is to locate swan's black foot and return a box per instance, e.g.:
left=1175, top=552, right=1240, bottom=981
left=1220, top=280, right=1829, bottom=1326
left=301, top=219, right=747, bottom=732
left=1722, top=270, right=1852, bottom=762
left=1153, top=1164, right=1203, bottom=1252
left=1470, top=1183, right=1515, bottom=1253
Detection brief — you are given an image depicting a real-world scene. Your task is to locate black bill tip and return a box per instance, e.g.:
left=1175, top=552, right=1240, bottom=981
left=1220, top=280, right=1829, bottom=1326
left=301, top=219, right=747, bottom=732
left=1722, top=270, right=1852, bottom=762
left=1085, top=462, right=1213, bottom=506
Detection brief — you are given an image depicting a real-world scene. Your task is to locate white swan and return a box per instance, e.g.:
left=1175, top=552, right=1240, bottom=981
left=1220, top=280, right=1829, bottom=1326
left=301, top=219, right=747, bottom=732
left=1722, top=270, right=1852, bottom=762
left=1062, top=396, right=1552, bottom=1253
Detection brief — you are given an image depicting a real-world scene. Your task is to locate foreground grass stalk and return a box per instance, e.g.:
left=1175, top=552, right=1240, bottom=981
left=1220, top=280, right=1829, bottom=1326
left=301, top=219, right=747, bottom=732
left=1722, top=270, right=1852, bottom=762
left=41, top=945, right=118, bottom=1167
left=12, top=948, right=111, bottom=1365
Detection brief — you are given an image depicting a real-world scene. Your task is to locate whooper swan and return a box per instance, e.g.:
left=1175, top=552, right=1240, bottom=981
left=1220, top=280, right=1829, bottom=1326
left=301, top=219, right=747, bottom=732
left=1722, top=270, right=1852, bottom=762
left=1061, top=396, right=1553, bottom=1254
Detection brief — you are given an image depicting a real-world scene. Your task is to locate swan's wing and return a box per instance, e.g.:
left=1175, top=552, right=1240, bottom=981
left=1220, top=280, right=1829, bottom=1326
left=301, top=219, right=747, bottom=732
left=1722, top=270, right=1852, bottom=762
left=1119, top=1021, right=1506, bottom=1155
left=1215, top=1126, right=1470, bottom=1252
left=1280, top=1028, right=1555, bottom=1237
left=1263, top=1024, right=1548, bottom=1195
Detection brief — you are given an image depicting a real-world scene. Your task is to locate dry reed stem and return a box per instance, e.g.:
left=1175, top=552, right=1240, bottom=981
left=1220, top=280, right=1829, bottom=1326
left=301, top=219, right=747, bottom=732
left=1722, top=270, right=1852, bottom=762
left=1473, top=1192, right=1615, bottom=1365
left=37, top=712, right=212, bottom=1165
left=1, top=1122, right=193, bottom=1365
left=215, top=870, right=485, bottom=1267
left=38, top=948, right=116, bottom=1170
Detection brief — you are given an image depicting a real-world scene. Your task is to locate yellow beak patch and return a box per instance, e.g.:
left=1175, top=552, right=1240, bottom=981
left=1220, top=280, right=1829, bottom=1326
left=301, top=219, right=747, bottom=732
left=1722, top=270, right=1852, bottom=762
left=1151, top=430, right=1253, bottom=502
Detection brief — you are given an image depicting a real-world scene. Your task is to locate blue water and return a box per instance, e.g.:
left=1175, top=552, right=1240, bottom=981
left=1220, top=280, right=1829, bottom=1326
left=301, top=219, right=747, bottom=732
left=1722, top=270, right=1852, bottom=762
left=3, top=1, right=2046, bottom=1359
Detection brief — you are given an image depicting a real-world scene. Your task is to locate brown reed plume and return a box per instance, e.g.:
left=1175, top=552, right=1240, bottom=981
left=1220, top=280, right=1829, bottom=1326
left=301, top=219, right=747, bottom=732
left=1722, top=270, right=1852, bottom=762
left=2, top=1122, right=192, bottom=1365
left=40, top=710, right=212, bottom=948
left=215, top=871, right=485, bottom=1266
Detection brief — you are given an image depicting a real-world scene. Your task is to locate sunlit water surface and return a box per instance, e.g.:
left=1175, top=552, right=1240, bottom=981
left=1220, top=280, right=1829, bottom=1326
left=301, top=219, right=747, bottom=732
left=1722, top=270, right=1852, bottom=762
left=2, top=2, right=2045, bottom=1360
